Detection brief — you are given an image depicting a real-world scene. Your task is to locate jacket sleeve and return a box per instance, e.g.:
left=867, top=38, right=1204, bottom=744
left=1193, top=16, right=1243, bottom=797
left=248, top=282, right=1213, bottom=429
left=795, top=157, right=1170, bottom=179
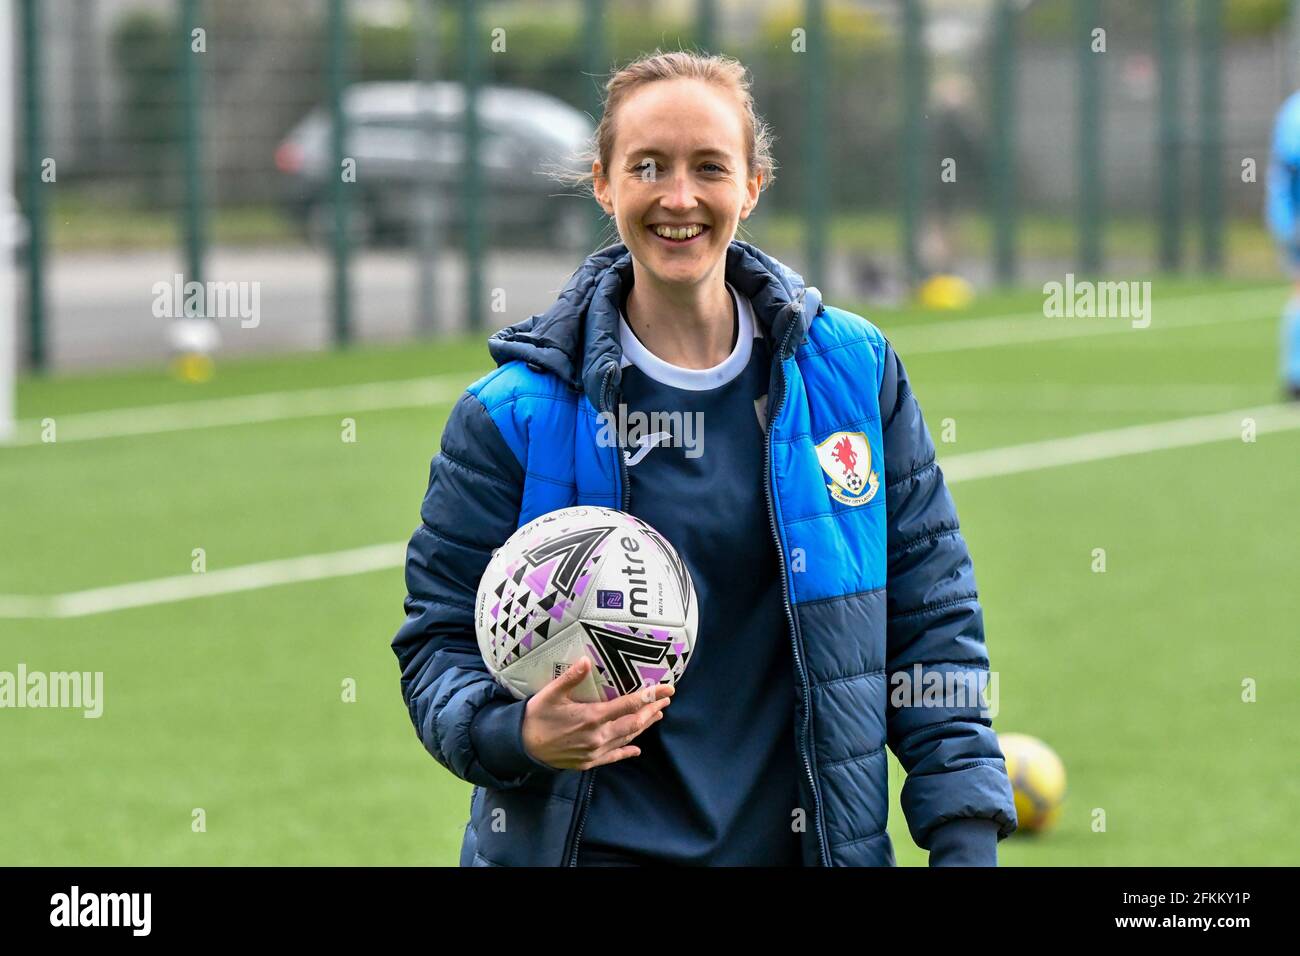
left=1266, top=101, right=1300, bottom=244
left=391, top=388, right=557, bottom=790
left=877, top=340, right=1018, bottom=862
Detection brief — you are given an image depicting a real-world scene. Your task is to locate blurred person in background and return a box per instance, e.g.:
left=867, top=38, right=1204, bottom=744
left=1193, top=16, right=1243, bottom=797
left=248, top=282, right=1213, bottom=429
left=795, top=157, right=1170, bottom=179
left=1265, top=89, right=1300, bottom=400
left=921, top=74, right=987, bottom=279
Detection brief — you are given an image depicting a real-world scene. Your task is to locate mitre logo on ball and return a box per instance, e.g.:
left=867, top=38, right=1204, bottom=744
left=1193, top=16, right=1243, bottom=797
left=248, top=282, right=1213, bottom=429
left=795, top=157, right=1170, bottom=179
left=475, top=506, right=698, bottom=703
left=814, top=431, right=880, bottom=507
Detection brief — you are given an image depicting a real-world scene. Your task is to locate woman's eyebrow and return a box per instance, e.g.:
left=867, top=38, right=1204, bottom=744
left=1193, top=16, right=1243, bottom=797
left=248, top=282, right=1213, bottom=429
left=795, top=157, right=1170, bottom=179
left=625, top=146, right=731, bottom=160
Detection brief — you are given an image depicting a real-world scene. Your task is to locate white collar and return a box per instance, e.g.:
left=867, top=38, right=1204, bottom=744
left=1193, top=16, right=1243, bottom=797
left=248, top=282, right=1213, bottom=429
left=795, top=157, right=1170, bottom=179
left=618, top=282, right=759, bottom=391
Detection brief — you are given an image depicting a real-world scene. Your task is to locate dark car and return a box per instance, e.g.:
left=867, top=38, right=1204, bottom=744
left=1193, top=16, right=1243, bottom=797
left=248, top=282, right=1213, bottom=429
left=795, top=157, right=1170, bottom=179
left=275, top=81, right=596, bottom=250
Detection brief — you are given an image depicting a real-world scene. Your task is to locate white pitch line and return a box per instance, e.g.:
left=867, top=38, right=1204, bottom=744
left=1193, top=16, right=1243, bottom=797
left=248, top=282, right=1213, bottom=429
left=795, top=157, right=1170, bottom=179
left=0, top=543, right=406, bottom=620
left=3, top=374, right=471, bottom=447
left=919, top=382, right=1270, bottom=413
left=939, top=402, right=1300, bottom=483
left=2, top=286, right=1285, bottom=449
left=2, top=401, right=1298, bottom=621
left=887, top=286, right=1283, bottom=355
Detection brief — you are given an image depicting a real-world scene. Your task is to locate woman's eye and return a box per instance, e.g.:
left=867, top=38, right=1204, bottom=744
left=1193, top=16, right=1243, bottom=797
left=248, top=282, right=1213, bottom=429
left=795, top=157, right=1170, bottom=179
left=630, top=159, right=725, bottom=178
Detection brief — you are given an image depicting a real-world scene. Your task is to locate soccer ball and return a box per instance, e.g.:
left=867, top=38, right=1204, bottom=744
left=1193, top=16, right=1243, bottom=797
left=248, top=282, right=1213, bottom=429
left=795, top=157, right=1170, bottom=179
left=999, top=732, right=1067, bottom=834
left=916, top=273, right=974, bottom=310
left=166, top=316, right=221, bottom=355
left=167, top=317, right=221, bottom=383
left=475, top=506, right=698, bottom=703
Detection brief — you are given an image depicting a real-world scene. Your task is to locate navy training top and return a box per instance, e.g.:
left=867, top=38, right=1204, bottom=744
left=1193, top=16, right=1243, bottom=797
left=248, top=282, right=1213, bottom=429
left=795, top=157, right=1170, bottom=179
left=575, top=281, right=804, bottom=866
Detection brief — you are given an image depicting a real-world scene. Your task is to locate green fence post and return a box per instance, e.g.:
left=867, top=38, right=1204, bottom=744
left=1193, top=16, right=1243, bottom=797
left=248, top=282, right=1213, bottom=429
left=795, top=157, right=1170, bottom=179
left=900, top=0, right=925, bottom=288
left=1077, top=0, right=1102, bottom=276
left=698, top=0, right=717, bottom=52
left=805, top=0, right=827, bottom=298
left=19, top=0, right=45, bottom=371
left=1197, top=0, right=1223, bottom=273
left=414, top=0, right=440, bottom=336
left=1290, top=0, right=1300, bottom=92
left=328, top=0, right=352, bottom=346
left=990, top=0, right=1018, bottom=286
left=583, top=0, right=606, bottom=252
left=1157, top=0, right=1183, bottom=272
left=461, top=0, right=483, bottom=333
left=180, top=0, right=205, bottom=303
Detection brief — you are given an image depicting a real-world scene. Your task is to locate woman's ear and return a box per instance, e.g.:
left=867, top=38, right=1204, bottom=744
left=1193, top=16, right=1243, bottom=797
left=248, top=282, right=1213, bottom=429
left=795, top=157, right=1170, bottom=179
left=593, top=161, right=614, bottom=216
left=739, top=170, right=763, bottom=221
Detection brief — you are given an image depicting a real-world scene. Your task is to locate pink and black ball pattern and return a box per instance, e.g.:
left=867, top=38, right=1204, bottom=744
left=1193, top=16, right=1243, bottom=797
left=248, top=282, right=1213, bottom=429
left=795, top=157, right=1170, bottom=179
left=577, top=621, right=692, bottom=701
left=484, top=523, right=612, bottom=668
left=475, top=507, right=698, bottom=703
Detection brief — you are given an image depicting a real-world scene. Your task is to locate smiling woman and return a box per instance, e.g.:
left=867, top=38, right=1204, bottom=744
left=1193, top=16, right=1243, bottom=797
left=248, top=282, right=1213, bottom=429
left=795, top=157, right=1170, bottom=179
left=562, top=51, right=777, bottom=371
left=391, top=48, right=1019, bottom=868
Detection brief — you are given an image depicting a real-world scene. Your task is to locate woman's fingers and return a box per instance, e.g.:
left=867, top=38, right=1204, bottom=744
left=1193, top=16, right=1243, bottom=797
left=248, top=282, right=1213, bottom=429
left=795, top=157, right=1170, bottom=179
left=531, top=678, right=674, bottom=769
left=592, top=701, right=668, bottom=759
left=562, top=703, right=664, bottom=769
left=543, top=656, right=592, bottom=701
left=602, top=696, right=670, bottom=744
left=585, top=744, right=643, bottom=769
left=596, top=682, right=674, bottom=723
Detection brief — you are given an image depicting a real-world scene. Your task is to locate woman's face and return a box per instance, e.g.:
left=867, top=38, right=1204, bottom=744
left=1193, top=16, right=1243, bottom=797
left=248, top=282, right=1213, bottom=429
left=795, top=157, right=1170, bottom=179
left=594, top=78, right=762, bottom=287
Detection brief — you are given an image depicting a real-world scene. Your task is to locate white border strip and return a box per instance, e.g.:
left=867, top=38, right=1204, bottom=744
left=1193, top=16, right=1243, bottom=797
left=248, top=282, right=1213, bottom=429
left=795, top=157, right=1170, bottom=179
left=0, top=0, right=15, bottom=444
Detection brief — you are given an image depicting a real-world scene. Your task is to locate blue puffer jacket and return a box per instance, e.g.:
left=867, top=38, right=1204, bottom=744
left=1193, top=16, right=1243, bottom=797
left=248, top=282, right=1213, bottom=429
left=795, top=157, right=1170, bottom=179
left=392, top=239, right=1017, bottom=866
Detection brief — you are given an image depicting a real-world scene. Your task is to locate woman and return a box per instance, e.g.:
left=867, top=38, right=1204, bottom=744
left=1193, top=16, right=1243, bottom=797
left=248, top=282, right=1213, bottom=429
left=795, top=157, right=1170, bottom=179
left=392, top=50, right=1016, bottom=866
left=1265, top=87, right=1300, bottom=400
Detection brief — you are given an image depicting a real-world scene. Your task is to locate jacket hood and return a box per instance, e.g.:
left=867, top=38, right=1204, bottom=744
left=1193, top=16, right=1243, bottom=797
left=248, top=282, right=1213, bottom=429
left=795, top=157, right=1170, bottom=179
left=487, top=239, right=822, bottom=400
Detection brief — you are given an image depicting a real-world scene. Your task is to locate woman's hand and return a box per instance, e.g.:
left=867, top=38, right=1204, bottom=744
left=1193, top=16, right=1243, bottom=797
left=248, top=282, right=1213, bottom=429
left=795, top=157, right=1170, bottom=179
left=521, top=657, right=673, bottom=771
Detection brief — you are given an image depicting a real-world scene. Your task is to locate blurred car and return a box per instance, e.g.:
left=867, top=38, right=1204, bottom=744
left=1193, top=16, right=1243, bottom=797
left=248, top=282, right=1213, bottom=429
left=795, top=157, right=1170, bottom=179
left=275, top=81, right=596, bottom=250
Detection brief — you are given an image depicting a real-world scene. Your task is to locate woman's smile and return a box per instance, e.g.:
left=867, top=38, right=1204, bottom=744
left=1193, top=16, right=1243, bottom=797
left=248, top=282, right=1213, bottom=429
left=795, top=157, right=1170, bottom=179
left=646, top=222, right=712, bottom=247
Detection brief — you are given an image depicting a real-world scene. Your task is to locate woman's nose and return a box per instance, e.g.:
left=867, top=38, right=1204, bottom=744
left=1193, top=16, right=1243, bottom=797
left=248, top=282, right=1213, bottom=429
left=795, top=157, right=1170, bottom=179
left=660, top=172, right=696, bottom=210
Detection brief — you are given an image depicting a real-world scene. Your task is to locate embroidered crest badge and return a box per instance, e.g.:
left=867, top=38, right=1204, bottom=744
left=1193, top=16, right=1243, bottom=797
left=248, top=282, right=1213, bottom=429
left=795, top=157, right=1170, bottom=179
left=814, top=431, right=880, bottom=507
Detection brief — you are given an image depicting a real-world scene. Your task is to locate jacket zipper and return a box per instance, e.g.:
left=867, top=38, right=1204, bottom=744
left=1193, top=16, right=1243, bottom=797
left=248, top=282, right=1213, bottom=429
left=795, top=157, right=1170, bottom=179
left=566, top=360, right=626, bottom=866
left=568, top=314, right=832, bottom=866
left=765, top=307, right=831, bottom=866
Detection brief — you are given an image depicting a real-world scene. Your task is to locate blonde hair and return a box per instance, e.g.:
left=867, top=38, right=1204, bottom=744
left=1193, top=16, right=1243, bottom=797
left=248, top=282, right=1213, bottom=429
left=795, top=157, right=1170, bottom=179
left=555, top=48, right=778, bottom=198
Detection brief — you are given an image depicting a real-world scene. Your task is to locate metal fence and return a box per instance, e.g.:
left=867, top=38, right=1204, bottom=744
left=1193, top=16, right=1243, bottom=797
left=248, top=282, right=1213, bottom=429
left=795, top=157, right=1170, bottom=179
left=8, top=0, right=1299, bottom=373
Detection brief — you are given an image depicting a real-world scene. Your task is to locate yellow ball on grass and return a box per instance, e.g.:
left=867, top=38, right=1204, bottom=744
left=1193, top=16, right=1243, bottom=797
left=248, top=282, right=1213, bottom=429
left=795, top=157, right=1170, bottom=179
left=999, top=732, right=1067, bottom=835
left=916, top=273, right=975, bottom=310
